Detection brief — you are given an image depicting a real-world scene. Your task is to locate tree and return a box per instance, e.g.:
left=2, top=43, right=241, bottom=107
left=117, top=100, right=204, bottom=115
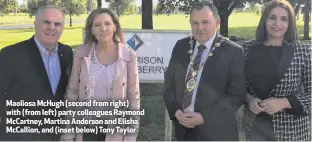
left=27, top=0, right=60, bottom=18
left=124, top=3, right=138, bottom=15
left=97, top=0, right=101, bottom=8
left=142, top=0, right=153, bottom=29
left=289, top=0, right=304, bottom=16
left=303, top=0, right=310, bottom=40
left=156, top=0, right=310, bottom=38
left=59, top=0, right=86, bottom=27
left=246, top=3, right=258, bottom=13
left=86, top=0, right=97, bottom=14
left=97, top=0, right=112, bottom=8
left=245, top=0, right=304, bottom=16
left=152, top=4, right=158, bottom=13
left=108, top=0, right=135, bottom=17
left=0, top=0, right=18, bottom=15
left=157, top=0, right=240, bottom=37
left=18, top=0, right=28, bottom=14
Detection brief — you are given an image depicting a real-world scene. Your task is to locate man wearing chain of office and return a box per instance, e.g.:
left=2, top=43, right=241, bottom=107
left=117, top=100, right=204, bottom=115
left=163, top=1, right=246, bottom=141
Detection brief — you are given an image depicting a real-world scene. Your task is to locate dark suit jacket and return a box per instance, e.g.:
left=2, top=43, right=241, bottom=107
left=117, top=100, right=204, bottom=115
left=163, top=34, right=246, bottom=141
left=0, top=36, right=73, bottom=141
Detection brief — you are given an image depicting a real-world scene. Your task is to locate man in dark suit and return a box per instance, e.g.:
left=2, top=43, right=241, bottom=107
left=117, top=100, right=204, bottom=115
left=163, top=1, right=245, bottom=141
left=0, top=5, right=73, bottom=141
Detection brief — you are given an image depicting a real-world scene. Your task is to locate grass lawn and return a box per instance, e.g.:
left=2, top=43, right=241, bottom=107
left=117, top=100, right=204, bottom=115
left=0, top=13, right=88, bottom=25
left=1, top=12, right=310, bottom=49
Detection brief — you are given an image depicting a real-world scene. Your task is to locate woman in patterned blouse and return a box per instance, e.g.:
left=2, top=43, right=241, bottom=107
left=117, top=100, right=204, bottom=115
left=243, top=0, right=311, bottom=141
left=61, top=8, right=140, bottom=141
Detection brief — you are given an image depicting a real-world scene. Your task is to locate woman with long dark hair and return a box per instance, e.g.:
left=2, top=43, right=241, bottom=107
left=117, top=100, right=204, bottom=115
left=243, top=0, right=311, bottom=141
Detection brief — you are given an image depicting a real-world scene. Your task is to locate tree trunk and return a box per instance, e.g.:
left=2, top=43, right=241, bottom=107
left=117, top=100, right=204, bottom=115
left=97, top=0, right=102, bottom=8
left=142, top=0, right=153, bottom=29
left=70, top=12, right=72, bottom=27
left=303, top=0, right=310, bottom=40
left=214, top=0, right=236, bottom=37
left=219, top=14, right=229, bottom=37
left=116, top=0, right=120, bottom=18
left=294, top=1, right=303, bottom=16
left=292, top=0, right=303, bottom=20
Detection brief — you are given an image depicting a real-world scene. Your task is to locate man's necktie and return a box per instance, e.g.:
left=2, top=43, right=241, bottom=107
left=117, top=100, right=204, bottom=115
left=182, top=45, right=206, bottom=109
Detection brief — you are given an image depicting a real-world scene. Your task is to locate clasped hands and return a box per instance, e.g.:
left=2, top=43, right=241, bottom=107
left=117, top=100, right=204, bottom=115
left=247, top=94, right=291, bottom=115
left=175, top=109, right=204, bottom=128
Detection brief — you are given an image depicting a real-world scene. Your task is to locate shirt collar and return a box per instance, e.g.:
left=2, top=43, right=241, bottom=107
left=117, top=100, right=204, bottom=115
left=34, top=36, right=58, bottom=56
left=195, top=32, right=217, bottom=49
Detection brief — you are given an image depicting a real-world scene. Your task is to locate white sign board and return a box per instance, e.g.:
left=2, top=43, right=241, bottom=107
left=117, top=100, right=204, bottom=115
left=82, top=29, right=191, bottom=83
left=123, top=29, right=191, bottom=83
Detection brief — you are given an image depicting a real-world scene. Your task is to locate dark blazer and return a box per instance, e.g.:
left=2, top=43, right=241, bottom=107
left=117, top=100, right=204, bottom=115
left=243, top=40, right=311, bottom=141
left=163, top=34, right=246, bottom=141
left=0, top=36, right=73, bottom=141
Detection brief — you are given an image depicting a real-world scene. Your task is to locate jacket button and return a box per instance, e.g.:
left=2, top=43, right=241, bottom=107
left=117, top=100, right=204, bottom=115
left=0, top=117, right=2, bottom=123
left=4, top=92, right=7, bottom=95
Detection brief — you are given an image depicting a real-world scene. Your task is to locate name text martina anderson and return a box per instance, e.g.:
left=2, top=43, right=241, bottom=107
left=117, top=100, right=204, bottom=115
left=6, top=117, right=139, bottom=125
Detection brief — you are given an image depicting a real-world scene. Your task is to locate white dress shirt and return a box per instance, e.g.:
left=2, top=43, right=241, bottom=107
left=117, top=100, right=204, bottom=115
left=183, top=32, right=217, bottom=113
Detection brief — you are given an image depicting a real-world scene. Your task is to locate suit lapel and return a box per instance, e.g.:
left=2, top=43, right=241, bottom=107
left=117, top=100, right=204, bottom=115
left=211, top=33, right=221, bottom=48
left=200, top=34, right=223, bottom=78
left=176, top=37, right=194, bottom=102
left=194, top=35, right=223, bottom=110
left=55, top=45, right=68, bottom=97
left=269, top=42, right=294, bottom=96
left=25, top=37, right=53, bottom=95
left=58, top=47, right=66, bottom=78
left=179, top=37, right=195, bottom=84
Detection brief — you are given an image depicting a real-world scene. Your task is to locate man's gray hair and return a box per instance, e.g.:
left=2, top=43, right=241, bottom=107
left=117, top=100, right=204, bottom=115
left=35, top=5, right=65, bottom=20
left=190, top=1, right=219, bottom=19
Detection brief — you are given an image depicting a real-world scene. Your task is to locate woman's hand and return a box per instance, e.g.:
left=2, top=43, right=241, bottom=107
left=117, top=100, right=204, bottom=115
left=246, top=93, right=265, bottom=114
left=260, top=98, right=291, bottom=115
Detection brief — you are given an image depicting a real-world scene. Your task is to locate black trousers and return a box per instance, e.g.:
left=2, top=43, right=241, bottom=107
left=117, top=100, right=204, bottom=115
left=82, top=125, right=106, bottom=141
left=83, top=133, right=106, bottom=141
left=247, top=113, right=276, bottom=141
left=183, top=127, right=199, bottom=141
left=175, top=122, right=199, bottom=141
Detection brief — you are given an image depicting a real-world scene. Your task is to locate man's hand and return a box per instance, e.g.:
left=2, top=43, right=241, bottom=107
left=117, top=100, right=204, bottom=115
left=247, top=94, right=265, bottom=114
left=175, top=109, right=194, bottom=128
left=260, top=98, right=291, bottom=115
left=184, top=112, right=204, bottom=126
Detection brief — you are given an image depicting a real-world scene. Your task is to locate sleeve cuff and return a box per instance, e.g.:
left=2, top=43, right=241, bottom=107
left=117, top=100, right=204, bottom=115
left=285, top=95, right=307, bottom=116
left=171, top=116, right=177, bottom=121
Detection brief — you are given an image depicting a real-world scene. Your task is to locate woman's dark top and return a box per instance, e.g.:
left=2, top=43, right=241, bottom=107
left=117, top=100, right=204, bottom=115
left=246, top=43, right=301, bottom=119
